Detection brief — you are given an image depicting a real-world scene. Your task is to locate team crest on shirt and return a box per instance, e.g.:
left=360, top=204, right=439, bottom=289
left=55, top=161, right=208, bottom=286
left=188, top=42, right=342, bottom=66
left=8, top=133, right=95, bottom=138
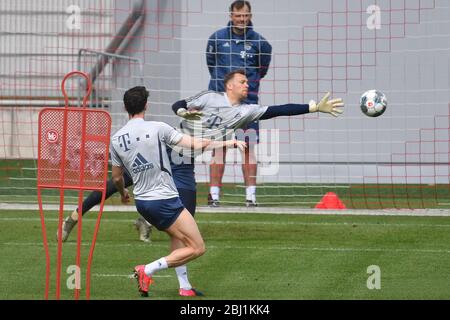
left=244, top=43, right=252, bottom=51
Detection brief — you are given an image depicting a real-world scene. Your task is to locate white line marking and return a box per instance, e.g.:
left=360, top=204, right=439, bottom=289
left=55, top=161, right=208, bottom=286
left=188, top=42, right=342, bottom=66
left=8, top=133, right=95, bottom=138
left=3, top=241, right=450, bottom=255
left=1, top=203, right=450, bottom=216
left=199, top=220, right=450, bottom=228
left=2, top=216, right=450, bottom=228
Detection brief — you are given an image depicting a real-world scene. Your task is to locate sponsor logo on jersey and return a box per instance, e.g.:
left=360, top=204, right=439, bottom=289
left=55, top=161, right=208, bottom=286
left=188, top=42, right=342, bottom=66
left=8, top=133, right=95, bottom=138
left=118, top=133, right=131, bottom=151
left=240, top=50, right=254, bottom=59
left=132, top=153, right=154, bottom=173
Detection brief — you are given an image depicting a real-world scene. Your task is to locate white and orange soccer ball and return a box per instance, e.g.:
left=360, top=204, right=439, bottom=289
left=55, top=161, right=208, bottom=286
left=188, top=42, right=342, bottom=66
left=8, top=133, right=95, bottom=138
left=360, top=89, right=387, bottom=117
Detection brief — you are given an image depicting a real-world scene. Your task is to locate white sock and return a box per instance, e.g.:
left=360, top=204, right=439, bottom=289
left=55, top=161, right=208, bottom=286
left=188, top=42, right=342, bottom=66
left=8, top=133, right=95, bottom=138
left=144, top=257, right=168, bottom=276
left=246, top=186, right=256, bottom=202
left=175, top=265, right=192, bottom=290
left=210, top=186, right=220, bottom=200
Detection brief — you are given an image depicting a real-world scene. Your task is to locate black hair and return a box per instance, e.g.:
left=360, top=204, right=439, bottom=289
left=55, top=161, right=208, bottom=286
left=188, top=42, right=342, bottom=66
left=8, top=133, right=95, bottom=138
left=123, top=86, right=149, bottom=116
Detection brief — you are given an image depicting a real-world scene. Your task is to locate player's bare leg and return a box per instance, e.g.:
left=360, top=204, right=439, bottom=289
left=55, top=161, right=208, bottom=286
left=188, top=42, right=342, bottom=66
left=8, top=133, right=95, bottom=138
left=209, top=146, right=226, bottom=206
left=134, top=209, right=205, bottom=296
left=171, top=235, right=204, bottom=296
left=164, top=209, right=206, bottom=266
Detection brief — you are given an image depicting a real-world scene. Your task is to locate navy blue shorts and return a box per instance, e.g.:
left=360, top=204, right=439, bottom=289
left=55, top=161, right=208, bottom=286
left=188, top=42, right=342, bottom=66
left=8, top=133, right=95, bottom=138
left=177, top=188, right=196, bottom=217
left=235, top=121, right=259, bottom=144
left=135, top=197, right=184, bottom=231
left=171, top=163, right=196, bottom=191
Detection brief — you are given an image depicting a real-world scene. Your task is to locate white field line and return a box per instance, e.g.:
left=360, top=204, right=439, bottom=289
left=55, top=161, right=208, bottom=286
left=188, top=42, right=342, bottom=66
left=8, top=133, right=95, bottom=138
left=1, top=203, right=450, bottom=216
left=3, top=241, right=450, bottom=255
left=2, top=216, right=450, bottom=228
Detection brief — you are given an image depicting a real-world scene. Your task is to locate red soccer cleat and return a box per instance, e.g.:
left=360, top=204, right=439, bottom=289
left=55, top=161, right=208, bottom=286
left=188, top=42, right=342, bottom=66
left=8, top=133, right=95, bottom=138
left=134, top=265, right=154, bottom=297
left=179, top=288, right=204, bottom=297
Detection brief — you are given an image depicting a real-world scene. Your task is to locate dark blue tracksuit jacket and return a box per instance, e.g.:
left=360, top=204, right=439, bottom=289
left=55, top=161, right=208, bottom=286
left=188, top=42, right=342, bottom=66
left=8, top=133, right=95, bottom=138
left=206, top=21, right=272, bottom=104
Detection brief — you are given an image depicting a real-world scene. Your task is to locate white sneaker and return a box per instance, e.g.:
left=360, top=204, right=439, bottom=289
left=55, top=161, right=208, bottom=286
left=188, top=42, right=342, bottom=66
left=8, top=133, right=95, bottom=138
left=134, top=216, right=152, bottom=243
left=56, top=216, right=77, bottom=242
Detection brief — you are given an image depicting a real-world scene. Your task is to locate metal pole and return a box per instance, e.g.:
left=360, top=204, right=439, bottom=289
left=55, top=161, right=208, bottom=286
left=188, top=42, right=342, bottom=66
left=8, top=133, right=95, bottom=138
left=86, top=0, right=145, bottom=85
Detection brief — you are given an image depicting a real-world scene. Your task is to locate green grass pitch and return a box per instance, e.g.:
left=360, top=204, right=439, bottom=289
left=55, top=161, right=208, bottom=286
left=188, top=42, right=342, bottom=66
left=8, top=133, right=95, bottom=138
left=1, top=210, right=450, bottom=300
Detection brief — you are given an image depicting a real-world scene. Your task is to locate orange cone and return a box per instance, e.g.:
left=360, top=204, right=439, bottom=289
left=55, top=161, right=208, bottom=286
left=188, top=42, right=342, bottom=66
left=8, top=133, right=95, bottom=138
left=315, top=192, right=346, bottom=209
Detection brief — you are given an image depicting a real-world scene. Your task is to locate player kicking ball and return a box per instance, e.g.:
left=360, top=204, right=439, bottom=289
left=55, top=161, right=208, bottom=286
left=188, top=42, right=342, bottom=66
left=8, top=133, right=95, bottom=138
left=110, top=86, right=245, bottom=297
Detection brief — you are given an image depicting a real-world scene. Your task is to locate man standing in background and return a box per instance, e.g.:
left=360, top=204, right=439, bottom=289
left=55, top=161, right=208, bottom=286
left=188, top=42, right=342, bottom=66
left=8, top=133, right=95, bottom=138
left=206, top=0, right=272, bottom=207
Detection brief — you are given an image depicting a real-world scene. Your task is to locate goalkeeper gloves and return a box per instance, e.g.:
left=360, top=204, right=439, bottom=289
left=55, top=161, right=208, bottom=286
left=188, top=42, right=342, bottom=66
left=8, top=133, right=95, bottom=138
left=309, top=92, right=344, bottom=117
left=176, top=108, right=203, bottom=120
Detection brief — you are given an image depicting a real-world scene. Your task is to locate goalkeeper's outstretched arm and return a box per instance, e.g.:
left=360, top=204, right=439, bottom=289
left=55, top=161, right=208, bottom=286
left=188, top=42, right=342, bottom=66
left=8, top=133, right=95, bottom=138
left=171, top=92, right=344, bottom=121
left=260, top=92, right=344, bottom=120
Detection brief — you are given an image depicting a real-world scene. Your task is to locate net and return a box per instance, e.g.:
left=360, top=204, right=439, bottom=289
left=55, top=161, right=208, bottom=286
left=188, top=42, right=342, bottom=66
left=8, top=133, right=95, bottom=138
left=0, top=0, right=449, bottom=209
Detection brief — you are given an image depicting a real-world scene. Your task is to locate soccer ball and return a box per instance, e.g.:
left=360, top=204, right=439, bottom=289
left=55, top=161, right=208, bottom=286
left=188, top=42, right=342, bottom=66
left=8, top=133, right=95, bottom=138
left=360, top=90, right=387, bottom=117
